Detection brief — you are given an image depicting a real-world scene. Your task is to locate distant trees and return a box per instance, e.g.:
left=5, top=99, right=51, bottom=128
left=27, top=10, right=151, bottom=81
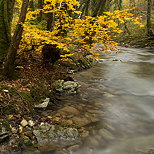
left=79, top=0, right=112, bottom=17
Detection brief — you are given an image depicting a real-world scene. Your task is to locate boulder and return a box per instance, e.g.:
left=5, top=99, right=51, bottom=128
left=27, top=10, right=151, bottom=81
left=53, top=80, right=80, bottom=94
left=33, top=123, right=79, bottom=151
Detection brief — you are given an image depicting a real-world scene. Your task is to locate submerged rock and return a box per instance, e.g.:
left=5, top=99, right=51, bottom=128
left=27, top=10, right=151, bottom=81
left=58, top=106, right=80, bottom=115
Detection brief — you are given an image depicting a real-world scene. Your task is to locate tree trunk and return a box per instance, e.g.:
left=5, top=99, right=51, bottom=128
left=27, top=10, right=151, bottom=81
left=37, top=0, right=44, bottom=22
left=147, top=0, right=153, bottom=36
left=3, top=0, right=29, bottom=78
left=0, top=0, right=15, bottom=63
left=29, top=0, right=34, bottom=11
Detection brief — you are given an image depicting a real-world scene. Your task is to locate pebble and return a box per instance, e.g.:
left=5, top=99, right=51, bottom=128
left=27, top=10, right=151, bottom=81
left=28, top=120, right=35, bottom=127
left=20, top=119, right=28, bottom=127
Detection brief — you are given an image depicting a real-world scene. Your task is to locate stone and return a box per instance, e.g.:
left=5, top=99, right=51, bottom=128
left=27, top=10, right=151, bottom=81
left=80, top=130, right=89, bottom=138
left=58, top=106, right=80, bottom=115
left=53, top=80, right=80, bottom=94
left=20, top=119, right=28, bottom=127
left=28, top=120, right=35, bottom=127
left=103, top=93, right=115, bottom=98
left=0, top=132, right=9, bottom=143
left=53, top=80, right=65, bottom=92
left=72, top=117, right=91, bottom=127
left=35, top=98, right=50, bottom=109
left=65, top=120, right=73, bottom=125
left=68, top=144, right=79, bottom=151
left=11, top=127, right=18, bottom=134
left=98, top=129, right=115, bottom=140
left=90, top=117, right=100, bottom=123
left=33, top=123, right=79, bottom=150
left=87, top=109, right=103, bottom=114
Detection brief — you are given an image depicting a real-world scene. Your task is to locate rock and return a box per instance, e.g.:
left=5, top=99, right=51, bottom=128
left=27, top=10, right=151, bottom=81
left=80, top=130, right=89, bottom=138
left=67, top=70, right=75, bottom=74
left=87, top=109, right=103, bottom=114
left=98, top=129, right=115, bottom=140
left=68, top=144, right=79, bottom=151
left=11, top=127, right=18, bottom=134
left=65, top=120, right=73, bottom=125
left=58, top=106, right=80, bottom=115
left=53, top=80, right=65, bottom=92
left=103, top=93, right=115, bottom=98
left=0, top=121, right=10, bottom=143
left=72, top=117, right=91, bottom=127
left=88, top=136, right=99, bottom=146
left=20, top=119, right=28, bottom=127
left=90, top=117, right=100, bottom=123
left=28, top=120, right=35, bottom=127
left=35, top=98, right=50, bottom=109
left=19, top=125, right=23, bottom=133
left=33, top=123, right=79, bottom=151
left=53, top=80, right=80, bottom=94
left=0, top=132, right=9, bottom=143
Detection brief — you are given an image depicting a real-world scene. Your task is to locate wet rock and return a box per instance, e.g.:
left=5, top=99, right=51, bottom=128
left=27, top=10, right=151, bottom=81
left=103, top=93, right=115, bottom=98
left=98, top=129, right=115, bottom=140
left=20, top=119, right=28, bottom=127
left=86, top=136, right=99, bottom=147
left=68, top=144, right=79, bottom=151
left=72, top=117, right=91, bottom=127
left=90, top=117, right=100, bottom=123
left=33, top=123, right=79, bottom=151
left=65, top=120, right=73, bottom=125
left=58, top=106, right=80, bottom=115
left=63, top=81, right=80, bottom=94
left=87, top=109, right=103, bottom=114
left=80, top=130, right=89, bottom=138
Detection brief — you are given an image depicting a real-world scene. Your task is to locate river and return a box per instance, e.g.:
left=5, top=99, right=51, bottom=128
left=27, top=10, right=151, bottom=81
left=69, top=47, right=154, bottom=154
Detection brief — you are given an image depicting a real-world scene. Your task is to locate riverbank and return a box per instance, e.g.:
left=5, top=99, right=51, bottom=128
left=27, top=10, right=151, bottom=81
left=0, top=54, right=93, bottom=153
left=118, top=35, right=154, bottom=48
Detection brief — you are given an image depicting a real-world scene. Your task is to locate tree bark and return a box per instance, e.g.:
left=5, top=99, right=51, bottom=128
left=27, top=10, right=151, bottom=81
left=3, top=0, right=29, bottom=78
left=0, top=0, right=15, bottom=63
left=37, top=0, right=44, bottom=22
left=147, top=0, right=153, bottom=36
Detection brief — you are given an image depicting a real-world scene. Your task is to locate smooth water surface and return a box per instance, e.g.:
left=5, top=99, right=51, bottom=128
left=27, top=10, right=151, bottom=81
left=71, top=47, right=154, bottom=154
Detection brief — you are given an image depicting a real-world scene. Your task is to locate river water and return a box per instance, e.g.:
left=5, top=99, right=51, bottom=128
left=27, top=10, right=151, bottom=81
left=70, top=47, right=154, bottom=154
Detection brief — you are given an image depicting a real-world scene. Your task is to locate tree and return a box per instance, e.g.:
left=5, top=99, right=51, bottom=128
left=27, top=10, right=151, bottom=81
left=147, top=0, right=153, bottom=36
left=3, top=0, right=30, bottom=78
left=0, top=0, right=15, bottom=63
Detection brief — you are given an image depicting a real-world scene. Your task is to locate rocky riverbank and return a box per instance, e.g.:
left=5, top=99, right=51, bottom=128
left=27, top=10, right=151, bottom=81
left=0, top=78, right=114, bottom=154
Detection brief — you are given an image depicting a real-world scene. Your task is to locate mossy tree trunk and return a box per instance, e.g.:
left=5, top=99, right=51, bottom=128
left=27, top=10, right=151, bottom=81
left=3, top=0, right=29, bottom=78
left=0, top=0, right=15, bottom=63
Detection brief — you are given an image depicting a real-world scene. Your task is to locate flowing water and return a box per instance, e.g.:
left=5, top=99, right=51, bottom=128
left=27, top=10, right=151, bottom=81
left=69, top=47, right=154, bottom=154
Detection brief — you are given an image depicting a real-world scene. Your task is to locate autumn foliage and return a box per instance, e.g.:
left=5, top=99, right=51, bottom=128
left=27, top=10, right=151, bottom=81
left=15, top=0, right=143, bottom=61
